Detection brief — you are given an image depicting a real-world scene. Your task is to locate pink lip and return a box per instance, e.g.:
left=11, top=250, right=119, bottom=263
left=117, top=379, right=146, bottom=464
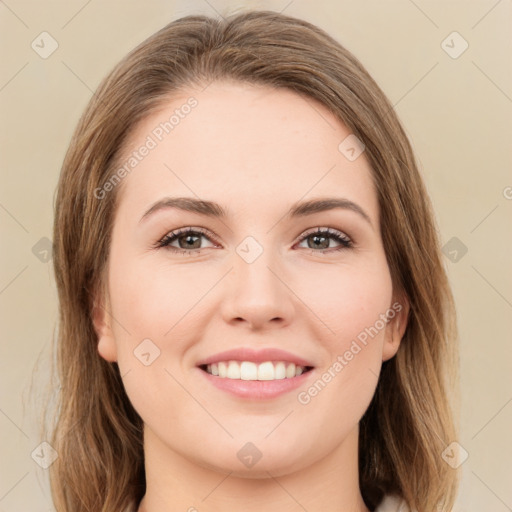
left=197, top=366, right=315, bottom=400
left=195, top=347, right=314, bottom=368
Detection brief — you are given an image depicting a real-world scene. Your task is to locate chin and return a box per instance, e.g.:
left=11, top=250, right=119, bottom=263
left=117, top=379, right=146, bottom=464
left=191, top=439, right=312, bottom=479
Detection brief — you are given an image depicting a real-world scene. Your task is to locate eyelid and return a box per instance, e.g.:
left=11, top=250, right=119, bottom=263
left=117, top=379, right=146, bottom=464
left=155, top=225, right=354, bottom=253
left=293, top=226, right=352, bottom=245
left=152, top=226, right=220, bottom=250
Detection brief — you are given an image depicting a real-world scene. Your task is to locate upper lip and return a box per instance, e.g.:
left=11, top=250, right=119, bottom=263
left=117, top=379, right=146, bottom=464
left=196, top=347, right=315, bottom=368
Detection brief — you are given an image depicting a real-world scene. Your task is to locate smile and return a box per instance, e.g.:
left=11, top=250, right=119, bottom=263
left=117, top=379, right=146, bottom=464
left=200, top=360, right=314, bottom=381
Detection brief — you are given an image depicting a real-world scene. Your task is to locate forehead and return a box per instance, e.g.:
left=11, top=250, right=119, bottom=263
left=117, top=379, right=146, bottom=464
left=114, top=80, right=378, bottom=224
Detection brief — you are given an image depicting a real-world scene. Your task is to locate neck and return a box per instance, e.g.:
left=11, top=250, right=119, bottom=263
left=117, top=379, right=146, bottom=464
left=137, top=424, right=370, bottom=512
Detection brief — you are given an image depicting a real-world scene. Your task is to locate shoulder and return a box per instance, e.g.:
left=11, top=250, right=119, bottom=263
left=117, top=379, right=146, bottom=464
left=374, top=494, right=411, bottom=512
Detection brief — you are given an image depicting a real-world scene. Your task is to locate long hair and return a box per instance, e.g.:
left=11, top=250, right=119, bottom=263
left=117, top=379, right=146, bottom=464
left=44, top=10, right=460, bottom=511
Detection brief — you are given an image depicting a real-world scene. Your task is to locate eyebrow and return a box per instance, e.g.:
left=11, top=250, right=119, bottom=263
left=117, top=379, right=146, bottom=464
left=139, top=196, right=373, bottom=228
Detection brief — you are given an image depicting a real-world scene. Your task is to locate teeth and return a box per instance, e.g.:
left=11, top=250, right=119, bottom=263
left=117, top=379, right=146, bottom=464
left=274, top=362, right=286, bottom=379
left=204, top=361, right=308, bottom=380
left=240, top=361, right=258, bottom=380
left=227, top=361, right=240, bottom=379
left=286, top=363, right=296, bottom=378
left=258, top=361, right=275, bottom=380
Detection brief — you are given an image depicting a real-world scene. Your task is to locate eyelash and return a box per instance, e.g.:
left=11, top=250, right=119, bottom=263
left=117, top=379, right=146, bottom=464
left=154, top=226, right=354, bottom=256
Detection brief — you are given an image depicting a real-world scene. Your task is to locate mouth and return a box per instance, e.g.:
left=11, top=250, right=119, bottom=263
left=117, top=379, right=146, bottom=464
left=195, top=347, right=316, bottom=399
left=198, top=361, right=315, bottom=381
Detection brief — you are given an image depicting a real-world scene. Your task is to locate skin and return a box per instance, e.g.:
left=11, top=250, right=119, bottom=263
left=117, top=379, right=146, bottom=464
left=93, top=80, right=409, bottom=512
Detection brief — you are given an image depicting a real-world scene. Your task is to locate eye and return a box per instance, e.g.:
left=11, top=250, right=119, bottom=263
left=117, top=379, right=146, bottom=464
left=154, top=226, right=353, bottom=256
left=295, top=227, right=353, bottom=253
left=154, top=227, right=218, bottom=255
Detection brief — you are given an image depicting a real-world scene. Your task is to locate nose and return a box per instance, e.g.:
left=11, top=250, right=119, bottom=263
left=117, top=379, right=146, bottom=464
left=220, top=246, right=294, bottom=331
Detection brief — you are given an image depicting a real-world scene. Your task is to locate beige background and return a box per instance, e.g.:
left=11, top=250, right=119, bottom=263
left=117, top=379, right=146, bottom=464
left=1, top=0, right=511, bottom=510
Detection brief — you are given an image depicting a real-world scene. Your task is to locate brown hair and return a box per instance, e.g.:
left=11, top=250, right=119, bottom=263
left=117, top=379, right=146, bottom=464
left=44, top=9, right=460, bottom=511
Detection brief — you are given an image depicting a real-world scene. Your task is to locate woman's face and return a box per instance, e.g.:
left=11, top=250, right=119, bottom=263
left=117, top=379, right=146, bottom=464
left=94, top=80, right=408, bottom=477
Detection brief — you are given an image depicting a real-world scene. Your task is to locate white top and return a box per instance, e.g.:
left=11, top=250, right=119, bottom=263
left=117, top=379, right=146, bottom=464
left=125, top=494, right=410, bottom=511
left=375, top=494, right=411, bottom=511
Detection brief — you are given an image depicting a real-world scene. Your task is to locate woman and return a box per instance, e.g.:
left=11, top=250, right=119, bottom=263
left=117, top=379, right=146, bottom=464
left=45, top=9, right=460, bottom=512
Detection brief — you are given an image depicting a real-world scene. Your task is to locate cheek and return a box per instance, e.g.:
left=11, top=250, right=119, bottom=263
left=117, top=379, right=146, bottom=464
left=294, top=263, right=393, bottom=424
left=106, top=259, right=198, bottom=427
left=109, top=249, right=393, bottom=361
left=109, top=256, right=205, bottom=339
left=103, top=246, right=394, bottom=470
left=106, top=256, right=217, bottom=397
left=294, top=258, right=393, bottom=346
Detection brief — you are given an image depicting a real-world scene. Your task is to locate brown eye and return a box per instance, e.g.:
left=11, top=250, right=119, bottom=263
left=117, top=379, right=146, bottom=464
left=296, top=228, right=353, bottom=252
left=156, top=227, right=217, bottom=253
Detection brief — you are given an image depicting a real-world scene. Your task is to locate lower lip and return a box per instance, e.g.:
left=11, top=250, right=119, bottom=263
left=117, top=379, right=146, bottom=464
left=197, top=367, right=315, bottom=399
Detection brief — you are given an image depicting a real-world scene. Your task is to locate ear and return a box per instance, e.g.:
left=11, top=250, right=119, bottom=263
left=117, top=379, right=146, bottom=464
left=91, top=286, right=118, bottom=363
left=382, top=291, right=410, bottom=362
